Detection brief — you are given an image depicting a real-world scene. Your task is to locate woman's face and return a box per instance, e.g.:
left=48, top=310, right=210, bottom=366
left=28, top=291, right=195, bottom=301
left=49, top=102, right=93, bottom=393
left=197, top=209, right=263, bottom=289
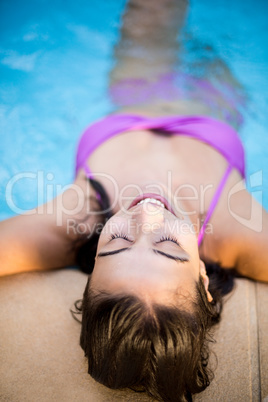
left=91, top=194, right=211, bottom=305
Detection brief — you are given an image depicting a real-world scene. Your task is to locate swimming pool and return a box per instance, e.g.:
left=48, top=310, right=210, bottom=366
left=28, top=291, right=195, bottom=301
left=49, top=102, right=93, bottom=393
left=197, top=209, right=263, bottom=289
left=1, top=0, right=267, bottom=220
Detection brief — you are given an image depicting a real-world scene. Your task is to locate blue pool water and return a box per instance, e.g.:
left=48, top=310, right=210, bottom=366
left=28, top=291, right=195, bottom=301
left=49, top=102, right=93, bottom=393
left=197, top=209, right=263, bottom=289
left=1, top=0, right=268, bottom=219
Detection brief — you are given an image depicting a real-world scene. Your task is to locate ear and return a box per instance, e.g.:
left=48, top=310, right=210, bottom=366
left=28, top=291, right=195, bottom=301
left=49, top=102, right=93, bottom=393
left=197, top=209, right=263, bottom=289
left=199, top=260, right=213, bottom=302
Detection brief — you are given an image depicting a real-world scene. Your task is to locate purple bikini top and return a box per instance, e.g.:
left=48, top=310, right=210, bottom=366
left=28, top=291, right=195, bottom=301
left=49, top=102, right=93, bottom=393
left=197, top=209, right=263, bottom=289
left=75, top=114, right=245, bottom=246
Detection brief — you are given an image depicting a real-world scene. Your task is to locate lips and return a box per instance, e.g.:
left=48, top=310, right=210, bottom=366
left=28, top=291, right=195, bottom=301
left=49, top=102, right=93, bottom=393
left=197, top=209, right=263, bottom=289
left=127, top=193, right=175, bottom=215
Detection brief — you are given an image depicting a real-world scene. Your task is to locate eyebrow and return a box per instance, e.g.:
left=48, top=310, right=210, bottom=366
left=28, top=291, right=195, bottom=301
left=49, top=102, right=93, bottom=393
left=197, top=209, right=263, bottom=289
left=97, top=247, right=189, bottom=262
left=97, top=247, right=130, bottom=257
left=153, top=249, right=189, bottom=262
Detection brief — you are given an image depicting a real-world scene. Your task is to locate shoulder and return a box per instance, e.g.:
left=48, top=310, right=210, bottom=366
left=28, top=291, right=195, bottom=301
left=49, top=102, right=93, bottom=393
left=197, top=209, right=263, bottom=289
left=204, top=179, right=268, bottom=282
left=59, top=173, right=104, bottom=240
left=229, top=188, right=268, bottom=282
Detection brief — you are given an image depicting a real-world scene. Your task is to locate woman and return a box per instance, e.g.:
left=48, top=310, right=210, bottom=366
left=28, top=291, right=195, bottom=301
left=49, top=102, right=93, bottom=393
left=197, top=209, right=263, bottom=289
left=0, top=0, right=267, bottom=401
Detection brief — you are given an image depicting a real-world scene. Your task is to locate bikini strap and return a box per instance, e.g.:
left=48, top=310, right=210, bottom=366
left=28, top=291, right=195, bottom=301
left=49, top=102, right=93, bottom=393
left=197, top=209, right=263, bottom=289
left=198, top=165, right=233, bottom=247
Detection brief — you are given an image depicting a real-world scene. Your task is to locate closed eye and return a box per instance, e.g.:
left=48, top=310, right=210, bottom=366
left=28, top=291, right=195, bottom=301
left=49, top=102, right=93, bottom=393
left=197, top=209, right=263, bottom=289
left=109, top=233, right=133, bottom=242
left=109, top=234, right=181, bottom=246
left=156, top=235, right=180, bottom=246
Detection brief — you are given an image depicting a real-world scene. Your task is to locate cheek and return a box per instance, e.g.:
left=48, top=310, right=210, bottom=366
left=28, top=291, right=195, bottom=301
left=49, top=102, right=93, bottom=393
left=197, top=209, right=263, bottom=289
left=173, top=220, right=197, bottom=243
left=96, top=219, right=122, bottom=246
left=173, top=221, right=199, bottom=260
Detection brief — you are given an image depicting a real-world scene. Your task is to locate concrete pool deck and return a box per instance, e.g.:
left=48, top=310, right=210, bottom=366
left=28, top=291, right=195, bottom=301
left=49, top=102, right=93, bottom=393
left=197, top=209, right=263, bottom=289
left=0, top=269, right=267, bottom=401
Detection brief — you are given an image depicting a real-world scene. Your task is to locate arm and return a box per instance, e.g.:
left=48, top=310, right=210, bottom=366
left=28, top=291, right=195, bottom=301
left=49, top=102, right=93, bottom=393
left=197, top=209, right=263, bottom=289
left=236, top=200, right=268, bottom=283
left=227, top=188, right=268, bottom=282
left=0, top=210, right=70, bottom=276
left=0, top=176, right=100, bottom=276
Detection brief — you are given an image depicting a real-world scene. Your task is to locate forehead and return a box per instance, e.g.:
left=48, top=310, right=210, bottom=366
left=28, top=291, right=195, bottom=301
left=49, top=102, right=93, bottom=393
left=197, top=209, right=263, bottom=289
left=91, top=248, right=197, bottom=303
